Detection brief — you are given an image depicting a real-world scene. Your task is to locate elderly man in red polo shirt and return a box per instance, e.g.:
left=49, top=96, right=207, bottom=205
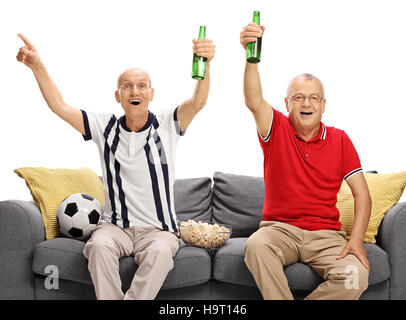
left=240, top=23, right=371, bottom=300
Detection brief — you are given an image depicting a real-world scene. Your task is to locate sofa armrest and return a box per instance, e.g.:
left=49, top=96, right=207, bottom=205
left=377, top=201, right=406, bottom=299
left=0, top=200, right=45, bottom=299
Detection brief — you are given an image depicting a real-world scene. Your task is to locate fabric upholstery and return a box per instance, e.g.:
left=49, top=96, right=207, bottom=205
left=378, top=202, right=406, bottom=299
left=212, top=172, right=264, bottom=237
left=0, top=200, right=45, bottom=299
left=174, top=177, right=213, bottom=223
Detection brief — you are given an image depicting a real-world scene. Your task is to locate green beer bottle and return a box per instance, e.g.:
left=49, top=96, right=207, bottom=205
left=246, top=11, right=261, bottom=64
left=192, top=26, right=207, bottom=80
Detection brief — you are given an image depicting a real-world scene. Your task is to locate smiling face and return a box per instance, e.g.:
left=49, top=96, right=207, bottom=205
left=285, top=74, right=326, bottom=135
left=115, top=68, right=154, bottom=118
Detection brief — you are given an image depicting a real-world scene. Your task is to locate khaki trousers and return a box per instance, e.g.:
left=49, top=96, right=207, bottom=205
left=244, top=221, right=369, bottom=300
left=83, top=222, right=179, bottom=300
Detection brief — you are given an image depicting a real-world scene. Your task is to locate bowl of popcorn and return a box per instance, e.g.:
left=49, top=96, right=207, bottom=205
left=178, top=220, right=232, bottom=249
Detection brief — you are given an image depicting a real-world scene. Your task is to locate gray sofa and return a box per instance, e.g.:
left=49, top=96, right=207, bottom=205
left=1, top=171, right=405, bottom=300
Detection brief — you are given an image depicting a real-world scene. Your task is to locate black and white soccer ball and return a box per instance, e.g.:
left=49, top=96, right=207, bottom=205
left=57, top=193, right=103, bottom=241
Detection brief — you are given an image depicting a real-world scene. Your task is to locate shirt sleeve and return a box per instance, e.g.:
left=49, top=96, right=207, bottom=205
left=80, top=109, right=115, bottom=144
left=257, top=108, right=280, bottom=153
left=341, top=130, right=363, bottom=180
left=154, top=106, right=184, bottom=148
left=173, top=105, right=186, bottom=137
left=160, top=106, right=184, bottom=140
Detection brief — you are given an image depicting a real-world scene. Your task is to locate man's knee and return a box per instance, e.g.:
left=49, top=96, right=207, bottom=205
left=83, top=240, right=117, bottom=260
left=245, top=230, right=278, bottom=253
left=152, top=232, right=180, bottom=257
left=245, top=234, right=262, bottom=260
left=245, top=234, right=262, bottom=254
left=135, top=247, right=175, bottom=271
left=155, top=246, right=176, bottom=265
left=327, top=263, right=369, bottom=297
left=344, top=263, right=369, bottom=293
left=244, top=232, right=281, bottom=263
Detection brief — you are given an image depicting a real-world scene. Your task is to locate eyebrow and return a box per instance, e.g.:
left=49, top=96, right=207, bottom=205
left=293, top=93, right=322, bottom=96
left=122, top=79, right=150, bottom=83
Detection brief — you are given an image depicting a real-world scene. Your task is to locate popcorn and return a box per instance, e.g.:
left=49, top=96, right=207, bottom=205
left=179, top=220, right=231, bottom=248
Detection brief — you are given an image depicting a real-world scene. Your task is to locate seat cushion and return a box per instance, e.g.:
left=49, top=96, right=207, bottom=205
left=212, top=172, right=264, bottom=237
left=212, top=238, right=390, bottom=290
left=32, top=238, right=211, bottom=290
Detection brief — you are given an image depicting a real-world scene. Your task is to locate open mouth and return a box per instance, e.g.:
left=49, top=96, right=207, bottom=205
left=300, top=111, right=313, bottom=116
left=130, top=99, right=141, bottom=106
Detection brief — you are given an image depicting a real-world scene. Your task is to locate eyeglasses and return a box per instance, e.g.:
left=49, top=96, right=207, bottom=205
left=119, top=82, right=150, bottom=91
left=288, top=94, right=325, bottom=105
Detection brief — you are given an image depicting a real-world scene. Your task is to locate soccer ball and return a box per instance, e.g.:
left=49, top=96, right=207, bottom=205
left=57, top=193, right=103, bottom=241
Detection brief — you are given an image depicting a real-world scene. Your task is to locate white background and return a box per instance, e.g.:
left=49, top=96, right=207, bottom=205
left=1, top=0, right=405, bottom=202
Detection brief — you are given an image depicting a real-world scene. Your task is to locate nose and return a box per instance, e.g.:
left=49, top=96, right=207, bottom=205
left=303, top=96, right=311, bottom=107
left=129, top=86, right=141, bottom=95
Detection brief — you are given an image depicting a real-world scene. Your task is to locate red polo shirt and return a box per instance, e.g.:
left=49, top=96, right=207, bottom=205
left=258, top=109, right=362, bottom=231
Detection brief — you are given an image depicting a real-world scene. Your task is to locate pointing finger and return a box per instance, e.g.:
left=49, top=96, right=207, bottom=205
left=17, top=33, right=35, bottom=50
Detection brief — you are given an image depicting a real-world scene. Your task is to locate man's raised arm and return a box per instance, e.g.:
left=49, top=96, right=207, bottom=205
left=176, top=38, right=215, bottom=133
left=240, top=24, right=273, bottom=139
left=16, top=33, right=85, bottom=135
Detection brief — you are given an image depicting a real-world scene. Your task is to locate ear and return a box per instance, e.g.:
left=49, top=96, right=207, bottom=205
left=321, top=98, right=326, bottom=113
left=285, top=97, right=290, bottom=113
left=115, top=90, right=120, bottom=103
left=149, top=87, right=155, bottom=102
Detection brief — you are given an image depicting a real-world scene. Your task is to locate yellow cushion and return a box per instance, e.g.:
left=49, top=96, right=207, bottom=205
left=338, top=171, right=406, bottom=243
left=14, top=167, right=105, bottom=240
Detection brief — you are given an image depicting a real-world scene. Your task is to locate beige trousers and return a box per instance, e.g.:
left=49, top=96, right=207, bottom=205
left=244, top=221, right=369, bottom=300
left=83, top=221, right=179, bottom=300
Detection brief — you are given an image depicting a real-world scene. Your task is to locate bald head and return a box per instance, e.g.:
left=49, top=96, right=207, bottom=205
left=287, top=73, right=324, bottom=97
left=117, top=67, right=152, bottom=89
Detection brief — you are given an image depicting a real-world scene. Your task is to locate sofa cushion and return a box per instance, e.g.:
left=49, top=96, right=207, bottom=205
left=174, top=177, right=213, bottom=223
left=212, top=172, right=264, bottom=238
left=212, top=238, right=390, bottom=291
left=32, top=238, right=211, bottom=290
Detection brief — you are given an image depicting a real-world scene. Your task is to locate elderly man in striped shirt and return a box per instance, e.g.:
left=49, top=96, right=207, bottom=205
left=16, top=33, right=215, bottom=300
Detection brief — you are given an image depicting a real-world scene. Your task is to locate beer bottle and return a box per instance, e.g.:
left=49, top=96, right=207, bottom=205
left=192, top=26, right=207, bottom=80
left=246, top=11, right=261, bottom=64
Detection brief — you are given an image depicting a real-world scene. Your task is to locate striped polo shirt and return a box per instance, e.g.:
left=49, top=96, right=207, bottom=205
left=81, top=107, right=183, bottom=232
left=258, top=108, right=362, bottom=231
